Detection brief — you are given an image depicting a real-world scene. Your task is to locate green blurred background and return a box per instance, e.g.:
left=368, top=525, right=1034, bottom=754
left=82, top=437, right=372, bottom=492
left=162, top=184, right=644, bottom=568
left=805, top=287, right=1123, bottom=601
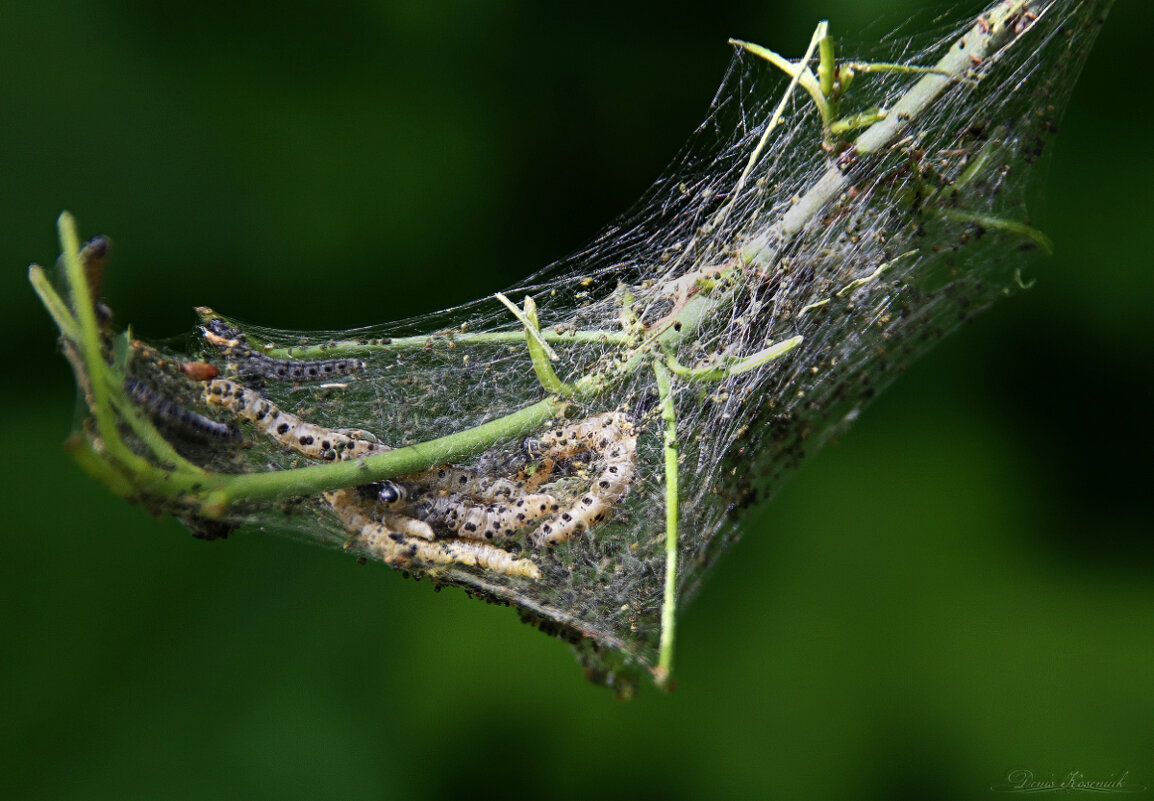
left=3, top=1, right=1150, bottom=798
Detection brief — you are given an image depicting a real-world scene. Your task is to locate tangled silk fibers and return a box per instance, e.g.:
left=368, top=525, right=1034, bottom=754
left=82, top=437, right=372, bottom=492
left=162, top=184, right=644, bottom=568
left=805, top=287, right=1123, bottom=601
left=39, top=0, right=1113, bottom=694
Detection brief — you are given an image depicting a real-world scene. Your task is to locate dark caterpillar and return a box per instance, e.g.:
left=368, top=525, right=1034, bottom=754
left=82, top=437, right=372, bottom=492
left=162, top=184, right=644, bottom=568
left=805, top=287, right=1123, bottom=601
left=124, top=379, right=240, bottom=442
left=202, top=318, right=365, bottom=383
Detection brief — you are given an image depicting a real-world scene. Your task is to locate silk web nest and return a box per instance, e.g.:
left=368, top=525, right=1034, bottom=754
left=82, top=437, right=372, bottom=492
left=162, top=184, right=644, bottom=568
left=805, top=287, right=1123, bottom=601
left=33, top=0, right=1112, bottom=695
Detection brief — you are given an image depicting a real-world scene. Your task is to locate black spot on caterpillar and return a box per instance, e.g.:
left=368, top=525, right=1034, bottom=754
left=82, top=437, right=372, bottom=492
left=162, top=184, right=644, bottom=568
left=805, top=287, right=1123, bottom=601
left=202, top=318, right=366, bottom=383
left=124, top=379, right=240, bottom=443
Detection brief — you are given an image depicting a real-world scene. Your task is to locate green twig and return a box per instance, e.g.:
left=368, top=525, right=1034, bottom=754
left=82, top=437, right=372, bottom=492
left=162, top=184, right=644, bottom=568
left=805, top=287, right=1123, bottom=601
left=938, top=208, right=1053, bottom=254
left=835, top=250, right=918, bottom=297
left=516, top=294, right=575, bottom=396
left=665, top=335, right=804, bottom=382
left=717, top=21, right=828, bottom=230
left=495, top=292, right=561, bottom=361
left=728, top=38, right=828, bottom=120
left=652, top=358, right=679, bottom=691
left=57, top=213, right=155, bottom=476
left=202, top=396, right=566, bottom=513
left=28, top=265, right=82, bottom=342
left=262, top=328, right=632, bottom=360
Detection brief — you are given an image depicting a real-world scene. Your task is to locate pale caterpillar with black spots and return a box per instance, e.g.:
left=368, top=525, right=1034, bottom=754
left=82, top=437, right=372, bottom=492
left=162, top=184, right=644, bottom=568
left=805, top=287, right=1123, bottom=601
left=203, top=378, right=386, bottom=461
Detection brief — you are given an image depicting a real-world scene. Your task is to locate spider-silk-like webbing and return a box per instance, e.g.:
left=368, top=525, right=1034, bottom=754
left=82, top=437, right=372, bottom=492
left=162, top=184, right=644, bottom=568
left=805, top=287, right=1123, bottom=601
left=47, top=0, right=1113, bottom=694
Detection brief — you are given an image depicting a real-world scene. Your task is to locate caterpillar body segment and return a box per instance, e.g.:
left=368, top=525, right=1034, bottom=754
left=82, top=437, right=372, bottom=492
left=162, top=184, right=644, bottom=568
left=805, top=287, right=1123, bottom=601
left=402, top=467, right=524, bottom=503
left=326, top=488, right=436, bottom=541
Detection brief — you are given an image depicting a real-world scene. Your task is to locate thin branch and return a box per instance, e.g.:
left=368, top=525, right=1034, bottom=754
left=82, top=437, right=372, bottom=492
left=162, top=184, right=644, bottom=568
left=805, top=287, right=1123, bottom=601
left=652, top=358, right=680, bottom=691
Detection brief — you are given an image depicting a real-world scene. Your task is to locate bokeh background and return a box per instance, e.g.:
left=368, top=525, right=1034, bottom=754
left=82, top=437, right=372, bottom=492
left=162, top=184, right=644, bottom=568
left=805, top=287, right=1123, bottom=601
left=2, top=1, right=1150, bottom=799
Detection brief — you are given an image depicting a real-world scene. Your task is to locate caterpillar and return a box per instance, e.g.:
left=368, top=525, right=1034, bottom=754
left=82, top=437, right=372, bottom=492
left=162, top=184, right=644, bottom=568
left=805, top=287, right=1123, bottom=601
left=413, top=492, right=561, bottom=540
left=360, top=476, right=560, bottom=541
left=326, top=488, right=540, bottom=580
left=399, top=467, right=524, bottom=503
left=203, top=378, right=386, bottom=461
left=124, top=378, right=240, bottom=443
left=202, top=318, right=366, bottom=383
left=529, top=411, right=637, bottom=546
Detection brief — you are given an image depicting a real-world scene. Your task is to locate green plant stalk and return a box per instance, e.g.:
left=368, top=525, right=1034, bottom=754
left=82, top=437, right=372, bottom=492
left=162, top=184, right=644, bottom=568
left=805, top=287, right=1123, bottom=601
left=938, top=208, right=1054, bottom=254
left=56, top=213, right=162, bottom=479
left=727, top=39, right=829, bottom=120
left=652, top=358, right=679, bottom=690
left=665, top=335, right=804, bottom=382
left=818, top=33, right=836, bottom=100
left=517, top=294, right=575, bottom=396
left=202, top=396, right=565, bottom=511
left=262, top=328, right=633, bottom=360
left=70, top=390, right=565, bottom=515
left=28, top=265, right=82, bottom=342
left=495, top=292, right=561, bottom=361
left=717, top=21, right=827, bottom=233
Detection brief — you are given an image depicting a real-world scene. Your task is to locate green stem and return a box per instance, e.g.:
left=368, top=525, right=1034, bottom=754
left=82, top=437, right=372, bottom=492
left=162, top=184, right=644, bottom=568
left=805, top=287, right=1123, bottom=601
left=57, top=213, right=155, bottom=476
left=516, top=294, right=575, bottom=396
left=724, top=336, right=804, bottom=376
left=938, top=208, right=1053, bottom=254
left=717, top=22, right=828, bottom=231
left=652, top=358, right=679, bottom=691
left=664, top=335, right=803, bottom=382
left=495, top=292, right=561, bottom=361
left=728, top=39, right=829, bottom=122
left=28, top=265, right=82, bottom=342
left=262, top=328, right=631, bottom=360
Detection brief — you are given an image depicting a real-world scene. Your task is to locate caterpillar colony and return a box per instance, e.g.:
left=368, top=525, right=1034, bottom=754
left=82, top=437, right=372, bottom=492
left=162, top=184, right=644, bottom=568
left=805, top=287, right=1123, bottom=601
left=30, top=0, right=1113, bottom=695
